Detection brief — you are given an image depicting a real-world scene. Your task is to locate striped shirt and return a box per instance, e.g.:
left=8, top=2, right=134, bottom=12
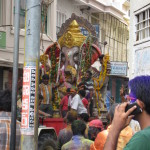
left=0, top=111, right=21, bottom=150
left=85, top=80, right=94, bottom=92
left=85, top=80, right=94, bottom=99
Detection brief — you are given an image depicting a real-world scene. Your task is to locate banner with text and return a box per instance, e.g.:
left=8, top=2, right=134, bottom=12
left=110, top=62, right=128, bottom=76
left=21, top=66, right=36, bottom=129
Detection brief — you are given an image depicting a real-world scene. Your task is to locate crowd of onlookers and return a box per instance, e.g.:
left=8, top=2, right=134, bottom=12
left=57, top=103, right=137, bottom=150
left=0, top=75, right=150, bottom=150
left=41, top=75, right=150, bottom=150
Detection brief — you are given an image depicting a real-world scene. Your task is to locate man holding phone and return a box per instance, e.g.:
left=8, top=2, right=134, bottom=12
left=104, top=76, right=150, bottom=150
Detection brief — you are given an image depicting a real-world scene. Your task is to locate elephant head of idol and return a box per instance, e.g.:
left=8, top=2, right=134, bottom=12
left=57, top=20, right=102, bottom=92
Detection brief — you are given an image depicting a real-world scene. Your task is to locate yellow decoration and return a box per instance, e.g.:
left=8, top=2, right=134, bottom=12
left=58, top=86, right=67, bottom=94
left=58, top=20, right=86, bottom=48
left=93, top=54, right=110, bottom=116
left=40, top=54, right=48, bottom=65
left=66, top=65, right=77, bottom=77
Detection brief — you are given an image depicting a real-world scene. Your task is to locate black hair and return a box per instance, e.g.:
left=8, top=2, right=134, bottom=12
left=71, top=120, right=86, bottom=136
left=0, top=90, right=12, bottom=112
left=77, top=82, right=86, bottom=91
left=86, top=70, right=92, bottom=77
left=129, top=76, right=150, bottom=114
left=78, top=90, right=86, bottom=97
left=66, top=88, right=71, bottom=93
left=77, top=82, right=85, bottom=87
left=79, top=113, right=89, bottom=122
left=39, top=94, right=43, bottom=100
left=42, top=74, right=49, bottom=80
left=88, top=126, right=101, bottom=141
left=67, top=111, right=77, bottom=124
left=99, top=54, right=105, bottom=60
left=108, top=103, right=118, bottom=121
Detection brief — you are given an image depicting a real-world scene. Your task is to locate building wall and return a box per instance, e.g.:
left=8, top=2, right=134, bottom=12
left=0, top=0, right=90, bottom=67
left=0, top=0, right=54, bottom=67
left=129, top=0, right=150, bottom=78
left=91, top=13, right=129, bottom=62
left=57, top=0, right=89, bottom=20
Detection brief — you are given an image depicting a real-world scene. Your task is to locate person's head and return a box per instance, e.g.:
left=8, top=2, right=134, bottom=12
left=79, top=113, right=89, bottom=123
left=84, top=70, right=92, bottom=81
left=66, top=88, right=71, bottom=96
left=0, top=90, right=12, bottom=112
left=45, top=64, right=50, bottom=72
left=78, top=90, right=86, bottom=98
left=99, top=54, right=105, bottom=64
left=88, top=127, right=101, bottom=141
left=108, top=103, right=118, bottom=122
left=77, top=82, right=85, bottom=91
left=69, top=88, right=76, bottom=97
left=39, top=94, right=43, bottom=105
left=128, top=76, right=150, bottom=116
left=88, top=119, right=104, bottom=141
left=42, top=74, right=49, bottom=85
left=66, top=111, right=77, bottom=124
left=71, top=120, right=86, bottom=136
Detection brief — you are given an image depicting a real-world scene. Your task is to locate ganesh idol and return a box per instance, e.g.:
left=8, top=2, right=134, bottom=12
left=40, top=14, right=103, bottom=102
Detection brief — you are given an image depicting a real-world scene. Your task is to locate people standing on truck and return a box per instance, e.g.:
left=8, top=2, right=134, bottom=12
left=0, top=90, right=21, bottom=150
left=68, top=88, right=88, bottom=115
left=78, top=90, right=89, bottom=114
left=59, top=88, right=71, bottom=118
left=39, top=74, right=56, bottom=116
left=77, top=82, right=86, bottom=91
left=84, top=71, right=94, bottom=117
left=39, top=94, right=51, bottom=117
left=62, top=120, right=93, bottom=150
left=57, top=111, right=77, bottom=150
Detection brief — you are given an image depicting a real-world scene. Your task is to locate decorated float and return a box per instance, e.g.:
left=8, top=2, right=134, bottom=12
left=40, top=13, right=111, bottom=119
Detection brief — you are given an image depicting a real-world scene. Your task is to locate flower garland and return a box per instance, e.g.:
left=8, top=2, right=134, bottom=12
left=45, top=43, right=61, bottom=110
left=80, top=36, right=92, bottom=80
left=93, top=54, right=110, bottom=115
left=48, top=43, right=60, bottom=83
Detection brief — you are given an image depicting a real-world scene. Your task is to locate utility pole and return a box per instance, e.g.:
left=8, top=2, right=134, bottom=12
left=10, top=0, right=20, bottom=150
left=21, top=0, right=41, bottom=149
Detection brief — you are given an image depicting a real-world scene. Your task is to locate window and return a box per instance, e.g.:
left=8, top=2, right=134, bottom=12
left=97, top=13, right=128, bottom=61
left=56, top=11, right=67, bottom=34
left=41, top=4, right=48, bottom=34
left=13, top=0, right=48, bottom=33
left=136, top=8, right=150, bottom=41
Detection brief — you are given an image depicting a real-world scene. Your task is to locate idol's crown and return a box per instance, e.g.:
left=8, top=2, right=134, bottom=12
left=58, top=20, right=86, bottom=48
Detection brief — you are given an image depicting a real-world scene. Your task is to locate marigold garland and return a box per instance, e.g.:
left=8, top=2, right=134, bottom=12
left=80, top=36, right=92, bottom=80
left=93, top=54, right=110, bottom=115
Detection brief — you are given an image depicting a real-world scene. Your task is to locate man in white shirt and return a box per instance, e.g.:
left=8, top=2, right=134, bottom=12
left=68, top=89, right=87, bottom=115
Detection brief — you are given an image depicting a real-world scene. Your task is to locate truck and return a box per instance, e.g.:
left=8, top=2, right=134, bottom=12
left=38, top=117, right=67, bottom=150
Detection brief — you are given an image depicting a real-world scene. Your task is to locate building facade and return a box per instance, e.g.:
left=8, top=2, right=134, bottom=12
left=0, top=0, right=130, bottom=101
left=129, top=0, right=150, bottom=79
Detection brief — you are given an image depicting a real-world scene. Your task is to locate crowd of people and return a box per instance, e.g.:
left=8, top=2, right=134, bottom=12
left=57, top=76, right=150, bottom=150
left=0, top=73, right=150, bottom=149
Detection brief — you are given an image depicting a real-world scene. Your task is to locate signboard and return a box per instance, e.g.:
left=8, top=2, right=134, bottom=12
left=110, top=62, right=128, bottom=76
left=21, top=66, right=36, bottom=129
left=0, top=31, right=6, bottom=49
left=80, top=24, right=99, bottom=38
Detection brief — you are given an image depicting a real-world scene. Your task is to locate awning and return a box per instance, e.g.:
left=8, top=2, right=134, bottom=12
left=0, top=58, right=23, bottom=68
